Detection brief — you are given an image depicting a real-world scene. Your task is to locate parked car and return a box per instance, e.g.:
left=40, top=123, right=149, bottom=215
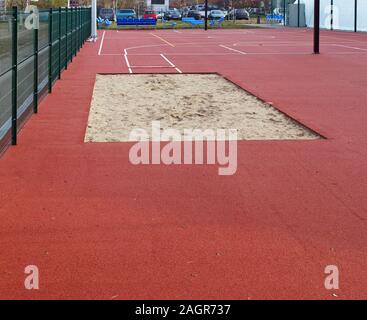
left=220, top=8, right=228, bottom=17
left=156, top=11, right=165, bottom=19
left=228, top=9, right=250, bottom=20
left=100, top=8, right=115, bottom=21
left=198, top=5, right=220, bottom=18
left=248, top=7, right=265, bottom=15
left=209, top=10, right=226, bottom=20
left=143, top=10, right=158, bottom=19
left=164, top=10, right=182, bottom=20
left=181, top=7, right=190, bottom=17
left=116, top=9, right=136, bottom=19
left=187, top=10, right=202, bottom=20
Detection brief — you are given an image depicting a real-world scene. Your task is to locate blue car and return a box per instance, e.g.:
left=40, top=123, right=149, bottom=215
left=116, top=9, right=136, bottom=20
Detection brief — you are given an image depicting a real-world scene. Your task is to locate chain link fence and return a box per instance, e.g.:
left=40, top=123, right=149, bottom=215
left=0, top=7, right=91, bottom=152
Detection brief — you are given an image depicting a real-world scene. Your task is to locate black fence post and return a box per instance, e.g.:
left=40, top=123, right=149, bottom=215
left=34, top=20, right=39, bottom=114
left=78, top=8, right=81, bottom=51
left=58, top=7, right=61, bottom=79
left=283, top=0, right=286, bottom=26
left=71, top=7, right=73, bottom=61
left=204, top=0, right=208, bottom=31
left=48, top=8, right=53, bottom=93
left=82, top=8, right=85, bottom=44
left=314, top=0, right=320, bottom=54
left=355, top=0, right=358, bottom=32
left=330, top=0, right=333, bottom=30
left=80, top=8, right=82, bottom=49
left=77, top=8, right=79, bottom=51
left=297, top=0, right=300, bottom=27
left=84, top=8, right=87, bottom=43
left=65, top=7, right=68, bottom=69
left=74, top=8, right=76, bottom=57
left=76, top=7, right=79, bottom=52
left=11, top=6, right=18, bottom=145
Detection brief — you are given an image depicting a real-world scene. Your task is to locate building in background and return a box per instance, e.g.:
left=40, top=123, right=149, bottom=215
left=70, top=0, right=80, bottom=7
left=146, top=0, right=169, bottom=12
left=0, top=0, right=5, bottom=13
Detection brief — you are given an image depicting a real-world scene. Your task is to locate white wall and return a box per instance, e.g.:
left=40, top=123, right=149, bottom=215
left=302, top=0, right=367, bottom=31
left=357, top=0, right=367, bottom=31
left=333, top=0, right=355, bottom=30
left=146, top=0, right=169, bottom=11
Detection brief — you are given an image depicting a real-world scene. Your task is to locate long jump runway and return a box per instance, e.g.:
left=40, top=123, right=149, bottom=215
left=0, top=28, right=367, bottom=299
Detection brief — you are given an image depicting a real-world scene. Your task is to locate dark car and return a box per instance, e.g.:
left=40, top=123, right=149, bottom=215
left=187, top=10, right=201, bottom=20
left=100, top=8, right=115, bottom=21
left=164, top=10, right=182, bottom=20
left=228, top=9, right=250, bottom=20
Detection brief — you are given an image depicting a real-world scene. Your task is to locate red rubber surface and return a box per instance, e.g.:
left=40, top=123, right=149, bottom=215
left=1, top=28, right=367, bottom=299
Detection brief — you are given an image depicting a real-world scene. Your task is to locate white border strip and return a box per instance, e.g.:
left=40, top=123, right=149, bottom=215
left=123, top=48, right=133, bottom=74
left=160, top=54, right=182, bottom=73
left=98, top=31, right=106, bottom=56
left=219, top=44, right=247, bottom=55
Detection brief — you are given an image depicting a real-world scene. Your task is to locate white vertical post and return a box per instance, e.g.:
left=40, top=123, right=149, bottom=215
left=91, top=0, right=97, bottom=41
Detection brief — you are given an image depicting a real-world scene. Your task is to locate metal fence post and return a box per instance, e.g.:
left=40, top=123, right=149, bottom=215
left=76, top=8, right=79, bottom=52
left=65, top=7, right=68, bottom=69
left=83, top=8, right=85, bottom=44
left=48, top=8, right=53, bottom=93
left=314, top=0, right=320, bottom=54
left=58, top=7, right=61, bottom=79
left=79, top=8, right=81, bottom=51
left=355, top=0, right=358, bottom=32
left=330, top=0, right=334, bottom=30
left=80, top=8, right=82, bottom=49
left=204, top=0, right=208, bottom=31
left=73, top=8, right=76, bottom=57
left=11, top=6, right=18, bottom=145
left=70, top=8, right=73, bottom=61
left=283, top=0, right=286, bottom=26
left=34, top=20, right=39, bottom=114
left=297, top=0, right=300, bottom=27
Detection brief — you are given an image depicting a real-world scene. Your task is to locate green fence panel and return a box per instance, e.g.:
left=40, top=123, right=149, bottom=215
left=0, top=6, right=91, bottom=151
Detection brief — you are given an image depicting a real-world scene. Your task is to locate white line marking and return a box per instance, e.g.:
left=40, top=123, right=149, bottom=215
left=150, top=33, right=175, bottom=47
left=99, top=51, right=367, bottom=57
left=219, top=44, right=247, bottom=55
left=123, top=49, right=132, bottom=73
left=160, top=54, right=182, bottom=73
left=333, top=44, right=367, bottom=51
left=160, top=53, right=175, bottom=67
left=98, top=31, right=106, bottom=56
left=130, top=65, right=175, bottom=68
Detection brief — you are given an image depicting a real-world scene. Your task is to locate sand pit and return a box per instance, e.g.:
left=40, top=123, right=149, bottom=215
left=85, top=74, right=321, bottom=142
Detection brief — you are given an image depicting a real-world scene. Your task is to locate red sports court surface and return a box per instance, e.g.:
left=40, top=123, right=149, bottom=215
left=0, top=28, right=367, bottom=299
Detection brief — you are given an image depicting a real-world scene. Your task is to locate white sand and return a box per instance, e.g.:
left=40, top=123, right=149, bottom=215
left=85, top=74, right=320, bottom=142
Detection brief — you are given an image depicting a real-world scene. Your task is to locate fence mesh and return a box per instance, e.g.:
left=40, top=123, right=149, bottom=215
left=0, top=7, right=91, bottom=151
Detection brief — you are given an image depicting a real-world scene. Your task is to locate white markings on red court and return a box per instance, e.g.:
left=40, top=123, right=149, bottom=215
left=98, top=31, right=106, bottom=55
left=219, top=44, right=247, bottom=55
left=123, top=48, right=132, bottom=73
left=333, top=44, right=367, bottom=51
left=160, top=54, right=182, bottom=73
left=123, top=48, right=182, bottom=74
